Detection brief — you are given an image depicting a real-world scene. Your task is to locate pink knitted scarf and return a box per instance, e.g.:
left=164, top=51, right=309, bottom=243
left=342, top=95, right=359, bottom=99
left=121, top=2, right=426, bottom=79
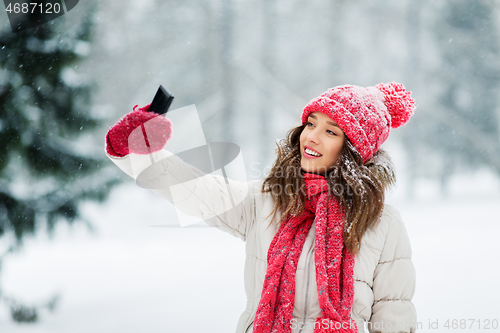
left=253, top=172, right=358, bottom=333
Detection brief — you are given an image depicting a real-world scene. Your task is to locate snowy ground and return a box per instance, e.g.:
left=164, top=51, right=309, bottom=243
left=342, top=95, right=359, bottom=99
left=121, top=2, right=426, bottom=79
left=0, top=168, right=499, bottom=333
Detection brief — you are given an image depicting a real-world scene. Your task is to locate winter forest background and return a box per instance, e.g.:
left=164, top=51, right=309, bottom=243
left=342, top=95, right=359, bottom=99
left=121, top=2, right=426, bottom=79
left=1, top=0, right=499, bottom=332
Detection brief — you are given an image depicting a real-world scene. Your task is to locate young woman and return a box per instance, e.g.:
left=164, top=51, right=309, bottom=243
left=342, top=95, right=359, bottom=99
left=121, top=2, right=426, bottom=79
left=105, top=82, right=417, bottom=333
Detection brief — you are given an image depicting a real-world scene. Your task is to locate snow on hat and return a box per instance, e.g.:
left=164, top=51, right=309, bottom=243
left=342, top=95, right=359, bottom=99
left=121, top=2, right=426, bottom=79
left=301, top=82, right=416, bottom=163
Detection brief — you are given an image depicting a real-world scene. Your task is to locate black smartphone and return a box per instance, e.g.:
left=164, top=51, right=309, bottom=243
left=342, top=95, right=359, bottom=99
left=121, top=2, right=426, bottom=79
left=149, top=85, right=174, bottom=114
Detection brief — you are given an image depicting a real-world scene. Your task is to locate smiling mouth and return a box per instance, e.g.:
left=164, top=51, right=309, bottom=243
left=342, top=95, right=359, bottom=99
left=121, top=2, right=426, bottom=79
left=305, top=148, right=322, bottom=157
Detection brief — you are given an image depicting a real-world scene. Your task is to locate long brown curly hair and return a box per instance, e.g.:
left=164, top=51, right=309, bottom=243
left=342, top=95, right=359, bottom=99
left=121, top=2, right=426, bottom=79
left=261, top=123, right=396, bottom=256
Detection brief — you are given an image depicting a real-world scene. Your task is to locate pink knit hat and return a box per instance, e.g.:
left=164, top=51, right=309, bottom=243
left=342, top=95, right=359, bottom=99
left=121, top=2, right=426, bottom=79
left=301, top=82, right=416, bottom=163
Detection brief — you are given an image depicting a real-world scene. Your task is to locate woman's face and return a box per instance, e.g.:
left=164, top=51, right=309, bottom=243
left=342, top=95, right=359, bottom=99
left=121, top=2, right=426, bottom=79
left=300, top=111, right=345, bottom=174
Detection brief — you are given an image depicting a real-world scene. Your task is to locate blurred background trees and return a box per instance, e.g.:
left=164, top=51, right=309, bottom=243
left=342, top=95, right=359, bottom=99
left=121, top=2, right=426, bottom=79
left=402, top=0, right=500, bottom=196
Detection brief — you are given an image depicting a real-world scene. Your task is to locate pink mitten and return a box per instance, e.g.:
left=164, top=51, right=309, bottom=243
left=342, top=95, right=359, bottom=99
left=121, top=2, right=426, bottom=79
left=106, top=103, right=172, bottom=157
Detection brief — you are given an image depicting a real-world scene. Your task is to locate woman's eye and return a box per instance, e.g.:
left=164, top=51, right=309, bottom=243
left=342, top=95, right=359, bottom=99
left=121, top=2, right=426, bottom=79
left=306, top=122, right=314, bottom=127
left=327, top=130, right=336, bottom=135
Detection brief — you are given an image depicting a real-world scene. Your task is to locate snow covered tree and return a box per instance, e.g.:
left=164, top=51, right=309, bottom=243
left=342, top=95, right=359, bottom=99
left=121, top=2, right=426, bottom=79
left=0, top=6, right=120, bottom=322
left=0, top=6, right=119, bottom=242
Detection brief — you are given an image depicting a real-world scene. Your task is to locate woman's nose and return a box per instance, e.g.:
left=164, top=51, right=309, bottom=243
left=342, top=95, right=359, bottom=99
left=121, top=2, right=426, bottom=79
left=307, top=128, right=320, bottom=144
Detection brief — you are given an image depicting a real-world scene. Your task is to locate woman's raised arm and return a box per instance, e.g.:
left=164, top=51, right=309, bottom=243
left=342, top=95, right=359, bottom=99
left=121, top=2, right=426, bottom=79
left=104, top=106, right=257, bottom=241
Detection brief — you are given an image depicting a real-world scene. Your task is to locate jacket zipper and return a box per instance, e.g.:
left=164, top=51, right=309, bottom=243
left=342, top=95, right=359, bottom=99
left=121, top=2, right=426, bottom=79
left=245, top=319, right=254, bottom=333
left=297, top=243, right=315, bottom=333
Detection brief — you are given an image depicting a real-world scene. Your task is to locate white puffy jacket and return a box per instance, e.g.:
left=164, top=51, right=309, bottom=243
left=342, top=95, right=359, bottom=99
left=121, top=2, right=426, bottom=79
left=106, top=148, right=417, bottom=333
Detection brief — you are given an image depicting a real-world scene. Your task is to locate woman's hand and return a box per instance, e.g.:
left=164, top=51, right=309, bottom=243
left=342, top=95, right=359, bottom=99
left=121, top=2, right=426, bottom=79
left=105, top=103, right=172, bottom=157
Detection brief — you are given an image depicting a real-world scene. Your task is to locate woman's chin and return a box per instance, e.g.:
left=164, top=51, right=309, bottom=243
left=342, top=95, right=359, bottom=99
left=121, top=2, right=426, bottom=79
left=300, top=162, right=311, bottom=173
left=300, top=163, right=330, bottom=175
left=300, top=164, right=318, bottom=174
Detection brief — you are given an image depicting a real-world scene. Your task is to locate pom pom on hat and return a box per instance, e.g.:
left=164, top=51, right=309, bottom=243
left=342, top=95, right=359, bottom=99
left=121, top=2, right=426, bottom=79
left=375, top=82, right=416, bottom=128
